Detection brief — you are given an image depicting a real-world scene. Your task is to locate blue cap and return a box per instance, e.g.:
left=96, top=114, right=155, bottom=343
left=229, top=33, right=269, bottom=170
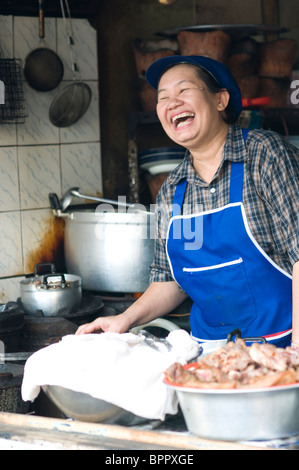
left=145, top=55, right=242, bottom=119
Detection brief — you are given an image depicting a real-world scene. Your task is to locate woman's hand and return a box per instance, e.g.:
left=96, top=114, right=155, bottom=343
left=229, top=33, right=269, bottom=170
left=75, top=314, right=130, bottom=335
left=76, top=281, right=187, bottom=336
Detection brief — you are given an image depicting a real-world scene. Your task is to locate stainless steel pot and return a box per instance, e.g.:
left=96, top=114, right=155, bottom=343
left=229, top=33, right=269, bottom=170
left=20, top=264, right=82, bottom=316
left=63, top=209, right=154, bottom=293
left=42, top=385, right=147, bottom=425
left=42, top=319, right=179, bottom=424
left=49, top=190, right=155, bottom=293
left=165, top=380, right=299, bottom=441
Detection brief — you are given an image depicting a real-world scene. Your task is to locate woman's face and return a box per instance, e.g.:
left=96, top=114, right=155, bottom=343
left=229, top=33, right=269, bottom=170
left=156, top=64, right=228, bottom=150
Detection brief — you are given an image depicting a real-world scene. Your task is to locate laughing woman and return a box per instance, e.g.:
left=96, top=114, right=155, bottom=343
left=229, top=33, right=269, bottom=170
left=77, top=55, right=299, bottom=349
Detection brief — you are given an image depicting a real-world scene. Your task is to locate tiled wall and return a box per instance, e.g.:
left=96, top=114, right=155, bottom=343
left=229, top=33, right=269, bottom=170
left=0, top=15, right=102, bottom=302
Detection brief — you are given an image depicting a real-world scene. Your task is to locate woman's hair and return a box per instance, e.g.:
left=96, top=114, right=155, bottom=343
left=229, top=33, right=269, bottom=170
left=194, top=65, right=237, bottom=124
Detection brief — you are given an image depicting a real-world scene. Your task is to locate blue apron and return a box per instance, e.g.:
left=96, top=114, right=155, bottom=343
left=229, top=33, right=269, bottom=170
left=166, top=129, right=292, bottom=347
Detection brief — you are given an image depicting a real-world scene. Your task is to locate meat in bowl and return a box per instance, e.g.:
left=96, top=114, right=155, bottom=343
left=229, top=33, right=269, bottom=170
left=164, top=339, right=299, bottom=389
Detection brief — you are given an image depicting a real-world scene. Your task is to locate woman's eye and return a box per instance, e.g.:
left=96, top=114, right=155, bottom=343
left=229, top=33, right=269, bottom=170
left=158, top=95, right=168, bottom=102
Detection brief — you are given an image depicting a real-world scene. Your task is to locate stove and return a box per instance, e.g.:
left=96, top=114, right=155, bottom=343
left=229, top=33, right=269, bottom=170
left=0, top=291, right=191, bottom=354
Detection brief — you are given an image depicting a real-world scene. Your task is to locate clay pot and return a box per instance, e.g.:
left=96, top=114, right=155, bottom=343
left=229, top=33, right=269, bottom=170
left=257, top=77, right=290, bottom=107
left=226, top=53, right=256, bottom=79
left=236, top=75, right=260, bottom=99
left=257, top=39, right=297, bottom=78
left=177, top=30, right=231, bottom=63
left=133, top=38, right=177, bottom=77
left=137, top=80, right=157, bottom=111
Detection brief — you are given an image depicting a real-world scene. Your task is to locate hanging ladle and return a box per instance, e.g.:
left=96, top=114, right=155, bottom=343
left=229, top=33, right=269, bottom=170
left=49, top=188, right=154, bottom=214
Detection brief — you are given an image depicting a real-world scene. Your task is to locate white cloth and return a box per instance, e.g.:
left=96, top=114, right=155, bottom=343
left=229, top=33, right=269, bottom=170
left=21, top=329, right=200, bottom=421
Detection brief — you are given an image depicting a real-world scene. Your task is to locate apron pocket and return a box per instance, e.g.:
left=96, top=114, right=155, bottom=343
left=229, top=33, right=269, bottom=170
left=183, top=258, right=257, bottom=330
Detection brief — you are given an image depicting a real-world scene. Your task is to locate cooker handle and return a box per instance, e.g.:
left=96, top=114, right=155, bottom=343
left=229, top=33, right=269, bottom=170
left=49, top=193, right=61, bottom=211
left=226, top=328, right=267, bottom=344
left=43, top=273, right=66, bottom=288
left=242, top=336, right=267, bottom=344
left=34, top=263, right=56, bottom=276
left=226, top=329, right=242, bottom=343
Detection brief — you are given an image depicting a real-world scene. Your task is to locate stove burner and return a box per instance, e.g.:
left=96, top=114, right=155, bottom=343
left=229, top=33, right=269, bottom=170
left=17, top=293, right=104, bottom=323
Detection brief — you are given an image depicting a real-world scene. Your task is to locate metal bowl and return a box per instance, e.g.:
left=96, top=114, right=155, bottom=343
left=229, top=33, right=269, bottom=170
left=164, top=377, right=299, bottom=441
left=42, top=385, right=147, bottom=426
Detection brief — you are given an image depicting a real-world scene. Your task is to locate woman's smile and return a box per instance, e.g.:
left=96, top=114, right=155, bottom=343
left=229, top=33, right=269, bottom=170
left=170, top=111, right=195, bottom=129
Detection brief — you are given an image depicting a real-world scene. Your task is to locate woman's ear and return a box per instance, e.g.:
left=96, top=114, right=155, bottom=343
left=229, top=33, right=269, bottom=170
left=216, top=89, right=230, bottom=111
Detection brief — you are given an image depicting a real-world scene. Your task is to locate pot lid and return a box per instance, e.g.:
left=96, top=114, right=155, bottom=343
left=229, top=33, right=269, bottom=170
left=21, top=272, right=81, bottom=291
left=157, top=24, right=288, bottom=40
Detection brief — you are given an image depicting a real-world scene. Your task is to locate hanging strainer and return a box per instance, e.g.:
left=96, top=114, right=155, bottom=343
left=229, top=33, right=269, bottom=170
left=49, top=0, right=92, bottom=127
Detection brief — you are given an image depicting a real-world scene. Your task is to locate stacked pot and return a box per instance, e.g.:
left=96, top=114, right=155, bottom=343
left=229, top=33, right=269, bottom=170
left=133, top=30, right=297, bottom=110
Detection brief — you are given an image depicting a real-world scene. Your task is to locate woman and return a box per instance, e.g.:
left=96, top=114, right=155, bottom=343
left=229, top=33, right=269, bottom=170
left=77, top=55, right=299, bottom=349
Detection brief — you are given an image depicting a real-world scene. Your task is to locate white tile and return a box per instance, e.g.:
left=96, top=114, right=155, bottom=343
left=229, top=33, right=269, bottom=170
left=17, top=83, right=60, bottom=145
left=0, top=13, right=102, bottom=284
left=0, top=212, right=23, bottom=277
left=58, top=81, right=100, bottom=143
left=57, top=18, right=98, bottom=81
left=21, top=208, right=57, bottom=274
left=0, top=276, right=24, bottom=303
left=0, top=123, right=17, bottom=148
left=0, top=16, right=13, bottom=57
left=18, top=145, right=61, bottom=209
left=0, top=147, right=19, bottom=212
left=61, top=142, right=102, bottom=195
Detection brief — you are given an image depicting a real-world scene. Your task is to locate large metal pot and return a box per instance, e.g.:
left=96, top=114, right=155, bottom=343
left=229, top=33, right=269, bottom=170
left=20, top=264, right=82, bottom=317
left=42, top=385, right=147, bottom=425
left=62, top=209, right=155, bottom=293
left=42, top=318, right=179, bottom=424
left=165, top=378, right=299, bottom=441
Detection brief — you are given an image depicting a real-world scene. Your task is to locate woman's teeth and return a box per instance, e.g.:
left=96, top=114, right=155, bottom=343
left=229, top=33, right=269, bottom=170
left=171, top=112, right=195, bottom=128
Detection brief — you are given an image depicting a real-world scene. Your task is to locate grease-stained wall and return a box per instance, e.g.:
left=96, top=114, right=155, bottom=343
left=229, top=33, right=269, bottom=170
left=0, top=15, right=101, bottom=302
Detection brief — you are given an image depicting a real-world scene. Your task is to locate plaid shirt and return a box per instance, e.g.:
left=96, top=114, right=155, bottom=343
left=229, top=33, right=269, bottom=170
left=149, top=124, right=299, bottom=283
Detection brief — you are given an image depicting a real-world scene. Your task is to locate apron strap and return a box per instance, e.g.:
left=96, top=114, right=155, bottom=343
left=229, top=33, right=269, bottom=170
left=229, top=128, right=248, bottom=204
left=172, top=179, right=187, bottom=217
